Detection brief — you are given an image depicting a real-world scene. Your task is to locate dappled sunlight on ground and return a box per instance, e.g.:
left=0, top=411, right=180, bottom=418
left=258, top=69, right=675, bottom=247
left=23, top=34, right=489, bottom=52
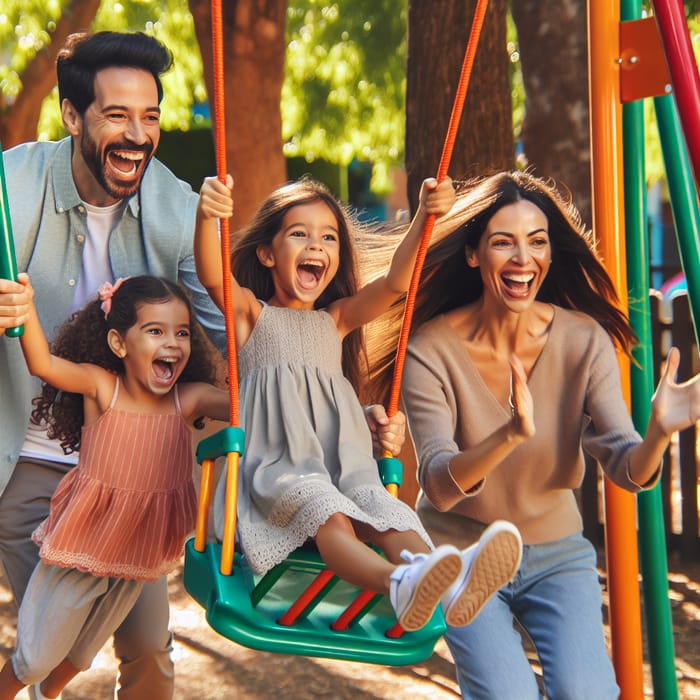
left=0, top=552, right=698, bottom=698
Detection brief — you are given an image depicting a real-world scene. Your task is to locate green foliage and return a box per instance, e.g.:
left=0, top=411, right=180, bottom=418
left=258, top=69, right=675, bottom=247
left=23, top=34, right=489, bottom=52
left=0, top=0, right=62, bottom=105
left=507, top=11, right=524, bottom=147
left=284, top=0, right=407, bottom=193
left=686, top=1, right=700, bottom=19
left=3, top=0, right=407, bottom=194
left=1, top=0, right=204, bottom=140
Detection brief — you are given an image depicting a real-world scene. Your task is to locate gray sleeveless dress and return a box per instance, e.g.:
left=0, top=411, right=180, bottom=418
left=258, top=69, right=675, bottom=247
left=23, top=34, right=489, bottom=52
left=214, top=304, right=431, bottom=575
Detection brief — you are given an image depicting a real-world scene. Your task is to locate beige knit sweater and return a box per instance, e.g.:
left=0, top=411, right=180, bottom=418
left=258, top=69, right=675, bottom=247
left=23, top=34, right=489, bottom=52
left=402, top=305, right=657, bottom=549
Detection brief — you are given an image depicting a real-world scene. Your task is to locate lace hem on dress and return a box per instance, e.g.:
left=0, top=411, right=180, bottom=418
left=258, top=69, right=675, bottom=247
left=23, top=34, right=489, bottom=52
left=240, top=482, right=432, bottom=575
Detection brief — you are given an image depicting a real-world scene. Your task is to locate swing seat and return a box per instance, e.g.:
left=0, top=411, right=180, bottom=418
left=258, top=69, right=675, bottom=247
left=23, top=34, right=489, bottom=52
left=183, top=538, right=446, bottom=665
left=183, top=426, right=445, bottom=665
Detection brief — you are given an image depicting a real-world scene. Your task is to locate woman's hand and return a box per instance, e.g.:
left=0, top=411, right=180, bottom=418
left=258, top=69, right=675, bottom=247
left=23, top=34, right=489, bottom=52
left=364, top=404, right=407, bottom=457
left=651, top=346, right=700, bottom=436
left=509, top=354, right=535, bottom=439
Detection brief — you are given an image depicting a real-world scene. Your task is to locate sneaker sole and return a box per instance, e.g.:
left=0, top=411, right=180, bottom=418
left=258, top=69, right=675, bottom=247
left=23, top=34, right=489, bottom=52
left=444, top=524, right=522, bottom=627
left=398, top=552, right=462, bottom=631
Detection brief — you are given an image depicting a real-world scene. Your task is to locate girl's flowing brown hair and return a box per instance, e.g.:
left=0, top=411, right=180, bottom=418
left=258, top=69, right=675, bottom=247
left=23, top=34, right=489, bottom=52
left=230, top=176, right=398, bottom=395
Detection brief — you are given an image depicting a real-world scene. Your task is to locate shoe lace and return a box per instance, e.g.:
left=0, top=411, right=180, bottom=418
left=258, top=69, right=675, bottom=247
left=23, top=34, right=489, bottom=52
left=400, top=549, right=428, bottom=565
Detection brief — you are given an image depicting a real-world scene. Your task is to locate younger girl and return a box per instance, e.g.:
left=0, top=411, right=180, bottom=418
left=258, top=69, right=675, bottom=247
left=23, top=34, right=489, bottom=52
left=195, top=174, right=523, bottom=634
left=0, top=275, right=230, bottom=700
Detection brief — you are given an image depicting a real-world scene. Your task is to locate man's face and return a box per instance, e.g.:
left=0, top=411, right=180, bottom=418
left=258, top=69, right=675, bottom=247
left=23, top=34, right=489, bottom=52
left=68, top=66, right=161, bottom=205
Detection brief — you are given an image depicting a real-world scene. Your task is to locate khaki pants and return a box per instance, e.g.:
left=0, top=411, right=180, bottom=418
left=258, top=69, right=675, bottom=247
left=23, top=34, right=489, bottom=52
left=13, top=561, right=143, bottom=685
left=0, top=458, right=174, bottom=699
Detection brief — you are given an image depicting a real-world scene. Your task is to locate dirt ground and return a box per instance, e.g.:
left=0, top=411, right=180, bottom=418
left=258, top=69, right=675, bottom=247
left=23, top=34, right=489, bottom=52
left=0, top=550, right=698, bottom=699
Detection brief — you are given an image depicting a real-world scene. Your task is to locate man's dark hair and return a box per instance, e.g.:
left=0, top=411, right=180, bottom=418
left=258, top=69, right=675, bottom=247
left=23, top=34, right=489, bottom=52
left=57, top=31, right=173, bottom=114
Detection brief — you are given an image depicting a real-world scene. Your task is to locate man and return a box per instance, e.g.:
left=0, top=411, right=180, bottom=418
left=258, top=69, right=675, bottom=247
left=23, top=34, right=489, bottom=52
left=0, top=31, right=225, bottom=699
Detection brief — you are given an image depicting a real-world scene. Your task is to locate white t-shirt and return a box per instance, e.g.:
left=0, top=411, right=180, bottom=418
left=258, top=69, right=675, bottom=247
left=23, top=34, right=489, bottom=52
left=20, top=199, right=124, bottom=464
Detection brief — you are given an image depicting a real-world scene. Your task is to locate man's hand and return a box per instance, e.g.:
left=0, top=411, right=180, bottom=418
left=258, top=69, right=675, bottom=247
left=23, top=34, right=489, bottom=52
left=0, top=273, right=32, bottom=337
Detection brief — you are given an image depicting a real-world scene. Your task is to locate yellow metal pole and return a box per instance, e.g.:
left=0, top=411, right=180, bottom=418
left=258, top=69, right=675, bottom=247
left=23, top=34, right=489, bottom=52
left=194, top=459, right=214, bottom=552
left=587, top=2, right=645, bottom=697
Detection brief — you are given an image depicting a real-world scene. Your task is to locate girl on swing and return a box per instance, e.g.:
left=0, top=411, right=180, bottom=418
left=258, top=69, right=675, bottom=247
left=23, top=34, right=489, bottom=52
left=194, top=173, right=523, bottom=633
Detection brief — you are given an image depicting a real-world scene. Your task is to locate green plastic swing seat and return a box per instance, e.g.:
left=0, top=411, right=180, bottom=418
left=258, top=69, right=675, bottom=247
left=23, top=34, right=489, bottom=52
left=183, top=539, right=447, bottom=666
left=183, top=426, right=446, bottom=665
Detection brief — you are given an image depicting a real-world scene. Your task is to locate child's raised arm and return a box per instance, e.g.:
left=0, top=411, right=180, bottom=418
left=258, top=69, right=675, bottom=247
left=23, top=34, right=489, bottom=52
left=16, top=273, right=101, bottom=400
left=331, top=177, right=455, bottom=335
left=195, top=175, right=259, bottom=339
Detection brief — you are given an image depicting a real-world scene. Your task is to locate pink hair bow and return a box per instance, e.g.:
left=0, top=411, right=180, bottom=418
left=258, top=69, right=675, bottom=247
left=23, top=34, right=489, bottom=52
left=98, top=277, right=128, bottom=319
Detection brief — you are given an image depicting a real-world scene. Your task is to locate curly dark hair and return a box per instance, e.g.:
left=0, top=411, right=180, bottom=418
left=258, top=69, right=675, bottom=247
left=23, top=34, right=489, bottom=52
left=31, top=276, right=218, bottom=453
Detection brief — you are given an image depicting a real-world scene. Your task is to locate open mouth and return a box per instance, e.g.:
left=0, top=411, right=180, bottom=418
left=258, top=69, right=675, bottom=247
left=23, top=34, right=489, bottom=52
left=297, top=260, right=325, bottom=291
left=502, top=272, right=535, bottom=298
left=107, top=149, right=145, bottom=178
left=152, top=358, right=177, bottom=382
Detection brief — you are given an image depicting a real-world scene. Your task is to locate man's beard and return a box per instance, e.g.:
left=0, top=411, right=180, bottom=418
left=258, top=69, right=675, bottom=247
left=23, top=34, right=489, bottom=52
left=80, top=128, right=153, bottom=200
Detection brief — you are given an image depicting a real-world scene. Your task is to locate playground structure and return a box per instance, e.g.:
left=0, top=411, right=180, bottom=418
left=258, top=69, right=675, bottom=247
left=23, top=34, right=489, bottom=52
left=589, top=2, right=699, bottom=699
left=181, top=3, right=699, bottom=699
left=186, top=1, right=700, bottom=698
left=0, top=0, right=698, bottom=698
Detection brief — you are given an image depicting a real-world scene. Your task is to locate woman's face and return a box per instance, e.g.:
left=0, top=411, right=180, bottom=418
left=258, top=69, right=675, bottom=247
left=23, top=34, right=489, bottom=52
left=467, top=199, right=551, bottom=311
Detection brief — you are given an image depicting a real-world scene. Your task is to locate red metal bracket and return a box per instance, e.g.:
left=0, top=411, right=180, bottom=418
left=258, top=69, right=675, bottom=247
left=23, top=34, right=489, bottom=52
left=620, top=16, right=673, bottom=103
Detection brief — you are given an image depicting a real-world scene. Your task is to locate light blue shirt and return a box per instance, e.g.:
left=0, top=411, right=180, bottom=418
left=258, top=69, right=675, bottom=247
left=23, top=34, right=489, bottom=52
left=0, top=137, right=226, bottom=494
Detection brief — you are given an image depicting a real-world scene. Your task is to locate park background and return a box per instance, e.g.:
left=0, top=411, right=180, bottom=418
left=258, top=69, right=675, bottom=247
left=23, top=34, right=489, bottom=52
left=1, top=1, right=700, bottom=697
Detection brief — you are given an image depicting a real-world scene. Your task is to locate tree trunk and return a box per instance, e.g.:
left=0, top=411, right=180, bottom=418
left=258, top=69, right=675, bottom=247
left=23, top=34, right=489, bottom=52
left=511, top=0, right=592, bottom=227
left=0, top=0, right=102, bottom=149
left=188, top=0, right=287, bottom=232
left=405, top=0, right=513, bottom=213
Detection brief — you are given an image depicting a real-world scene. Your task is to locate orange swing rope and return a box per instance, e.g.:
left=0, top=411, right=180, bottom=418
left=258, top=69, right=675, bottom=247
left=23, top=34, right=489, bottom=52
left=202, top=0, right=241, bottom=576
left=328, top=0, right=493, bottom=637
left=200, top=0, right=490, bottom=588
left=384, top=0, right=490, bottom=432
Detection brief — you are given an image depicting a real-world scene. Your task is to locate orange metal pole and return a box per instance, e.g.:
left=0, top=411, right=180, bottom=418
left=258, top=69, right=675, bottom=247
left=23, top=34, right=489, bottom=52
left=587, top=3, right=645, bottom=697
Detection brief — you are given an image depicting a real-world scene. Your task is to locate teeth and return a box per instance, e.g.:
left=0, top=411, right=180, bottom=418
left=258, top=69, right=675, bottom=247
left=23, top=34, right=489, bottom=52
left=112, top=151, right=144, bottom=161
left=503, top=273, right=534, bottom=283
left=300, top=260, right=323, bottom=267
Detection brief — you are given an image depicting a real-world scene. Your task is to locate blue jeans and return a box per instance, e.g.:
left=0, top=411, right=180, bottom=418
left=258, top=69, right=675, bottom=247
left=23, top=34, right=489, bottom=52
left=445, top=532, right=620, bottom=700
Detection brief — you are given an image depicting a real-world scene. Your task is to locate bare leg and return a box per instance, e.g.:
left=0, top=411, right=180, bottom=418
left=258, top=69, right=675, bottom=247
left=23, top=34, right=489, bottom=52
left=315, top=513, right=398, bottom=594
left=40, top=658, right=80, bottom=698
left=354, top=523, right=430, bottom=564
left=0, top=661, right=24, bottom=699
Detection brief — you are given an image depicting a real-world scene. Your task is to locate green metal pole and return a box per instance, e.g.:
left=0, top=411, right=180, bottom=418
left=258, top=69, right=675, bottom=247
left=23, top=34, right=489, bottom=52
left=653, top=94, right=700, bottom=341
left=0, top=143, right=23, bottom=337
left=621, top=8, right=678, bottom=697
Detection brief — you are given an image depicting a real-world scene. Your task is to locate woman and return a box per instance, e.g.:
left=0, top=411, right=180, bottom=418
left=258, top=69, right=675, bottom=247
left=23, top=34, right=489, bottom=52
left=369, top=170, right=699, bottom=699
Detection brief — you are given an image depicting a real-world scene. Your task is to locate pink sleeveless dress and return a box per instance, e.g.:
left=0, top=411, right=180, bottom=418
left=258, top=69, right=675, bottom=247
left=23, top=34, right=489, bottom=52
left=32, top=377, right=197, bottom=582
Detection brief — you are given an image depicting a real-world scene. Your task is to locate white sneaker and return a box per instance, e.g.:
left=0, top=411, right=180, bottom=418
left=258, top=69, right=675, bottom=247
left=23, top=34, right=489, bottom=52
left=389, top=544, right=462, bottom=631
left=442, top=520, right=523, bottom=627
left=28, top=684, right=61, bottom=700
